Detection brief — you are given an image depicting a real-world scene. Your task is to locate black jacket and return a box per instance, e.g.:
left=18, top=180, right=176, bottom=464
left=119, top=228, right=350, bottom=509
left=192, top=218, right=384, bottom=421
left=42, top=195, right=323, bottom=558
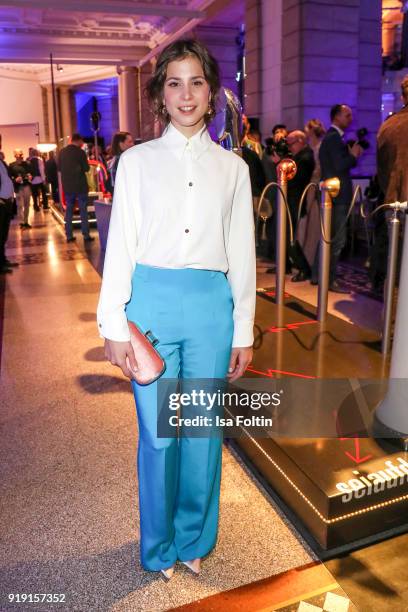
left=58, top=144, right=89, bottom=194
left=319, top=127, right=357, bottom=207
left=287, top=146, right=315, bottom=215
left=9, top=160, right=33, bottom=191
left=45, top=158, right=58, bottom=185
left=241, top=147, right=266, bottom=197
left=29, top=156, right=41, bottom=179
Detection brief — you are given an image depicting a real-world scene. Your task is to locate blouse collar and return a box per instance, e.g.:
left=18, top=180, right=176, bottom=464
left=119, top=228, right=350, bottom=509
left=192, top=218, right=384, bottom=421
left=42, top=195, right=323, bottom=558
left=161, top=122, right=213, bottom=160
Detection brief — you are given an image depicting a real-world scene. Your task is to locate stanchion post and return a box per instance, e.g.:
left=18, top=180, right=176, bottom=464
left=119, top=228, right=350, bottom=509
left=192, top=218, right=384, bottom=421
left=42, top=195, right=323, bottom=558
left=317, top=178, right=340, bottom=322
left=382, top=210, right=401, bottom=355
left=276, top=159, right=297, bottom=305
left=374, top=202, right=408, bottom=448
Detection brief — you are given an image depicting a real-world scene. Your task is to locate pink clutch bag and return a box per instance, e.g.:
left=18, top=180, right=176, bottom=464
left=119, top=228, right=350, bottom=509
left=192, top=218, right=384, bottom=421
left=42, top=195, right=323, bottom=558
left=126, top=320, right=166, bottom=385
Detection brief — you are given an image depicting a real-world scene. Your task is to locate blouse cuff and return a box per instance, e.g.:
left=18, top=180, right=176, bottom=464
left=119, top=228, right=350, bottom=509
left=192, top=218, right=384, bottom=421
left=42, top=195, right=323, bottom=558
left=97, top=311, right=130, bottom=342
left=232, top=319, right=254, bottom=348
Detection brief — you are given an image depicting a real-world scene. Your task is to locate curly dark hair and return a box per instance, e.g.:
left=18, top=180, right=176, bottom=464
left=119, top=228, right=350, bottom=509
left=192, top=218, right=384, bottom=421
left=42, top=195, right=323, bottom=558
left=145, top=38, right=221, bottom=125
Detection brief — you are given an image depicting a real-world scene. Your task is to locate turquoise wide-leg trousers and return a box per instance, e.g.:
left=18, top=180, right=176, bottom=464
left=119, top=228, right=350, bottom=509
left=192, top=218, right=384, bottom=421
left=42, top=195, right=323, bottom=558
left=126, top=264, right=234, bottom=571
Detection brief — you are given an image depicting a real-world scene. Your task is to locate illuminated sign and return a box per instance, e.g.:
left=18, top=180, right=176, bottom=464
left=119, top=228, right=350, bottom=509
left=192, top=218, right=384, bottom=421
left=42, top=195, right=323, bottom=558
left=336, top=457, right=408, bottom=503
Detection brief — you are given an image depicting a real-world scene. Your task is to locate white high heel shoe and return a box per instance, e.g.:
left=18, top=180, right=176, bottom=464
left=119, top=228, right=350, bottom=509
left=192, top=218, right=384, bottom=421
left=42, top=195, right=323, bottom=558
left=160, top=565, right=175, bottom=580
left=181, top=558, right=201, bottom=575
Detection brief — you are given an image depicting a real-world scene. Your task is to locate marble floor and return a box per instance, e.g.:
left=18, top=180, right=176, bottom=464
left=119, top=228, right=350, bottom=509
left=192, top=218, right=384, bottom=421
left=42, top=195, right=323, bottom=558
left=0, top=212, right=321, bottom=611
left=256, top=259, right=384, bottom=334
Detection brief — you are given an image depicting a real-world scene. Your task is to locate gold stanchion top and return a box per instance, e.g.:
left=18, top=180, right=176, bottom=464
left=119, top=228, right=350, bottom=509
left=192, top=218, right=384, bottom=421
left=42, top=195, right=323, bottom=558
left=320, top=177, right=340, bottom=198
left=277, top=158, right=297, bottom=183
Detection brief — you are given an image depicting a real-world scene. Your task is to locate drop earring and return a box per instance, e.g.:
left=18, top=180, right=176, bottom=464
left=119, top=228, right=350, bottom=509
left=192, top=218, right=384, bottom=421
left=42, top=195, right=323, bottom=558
left=206, top=95, right=214, bottom=117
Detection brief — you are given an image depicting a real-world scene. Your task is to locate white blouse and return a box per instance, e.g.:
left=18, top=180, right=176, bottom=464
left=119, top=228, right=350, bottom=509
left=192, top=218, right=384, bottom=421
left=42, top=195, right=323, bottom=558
left=97, top=122, right=256, bottom=347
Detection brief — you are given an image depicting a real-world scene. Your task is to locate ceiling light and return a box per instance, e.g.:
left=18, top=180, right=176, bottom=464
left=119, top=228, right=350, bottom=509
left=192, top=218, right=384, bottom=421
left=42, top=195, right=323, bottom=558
left=37, top=143, right=57, bottom=153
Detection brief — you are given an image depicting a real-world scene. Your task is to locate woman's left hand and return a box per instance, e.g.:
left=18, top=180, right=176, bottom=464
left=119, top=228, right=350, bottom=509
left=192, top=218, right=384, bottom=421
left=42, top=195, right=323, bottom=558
left=227, top=346, right=253, bottom=382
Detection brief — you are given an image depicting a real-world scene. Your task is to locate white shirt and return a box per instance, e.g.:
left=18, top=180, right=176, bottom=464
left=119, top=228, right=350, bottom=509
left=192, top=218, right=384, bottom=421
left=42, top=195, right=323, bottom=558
left=331, top=124, right=344, bottom=138
left=97, top=123, right=256, bottom=347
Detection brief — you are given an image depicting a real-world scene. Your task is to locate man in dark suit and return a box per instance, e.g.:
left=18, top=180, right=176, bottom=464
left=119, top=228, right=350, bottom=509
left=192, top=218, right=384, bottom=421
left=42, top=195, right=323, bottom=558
left=312, top=104, right=362, bottom=292
left=58, top=133, right=94, bottom=243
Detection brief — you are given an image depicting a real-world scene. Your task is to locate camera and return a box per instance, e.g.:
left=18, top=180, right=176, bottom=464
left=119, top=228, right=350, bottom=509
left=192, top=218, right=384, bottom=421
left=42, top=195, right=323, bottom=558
left=265, top=137, right=290, bottom=158
left=347, top=127, right=370, bottom=151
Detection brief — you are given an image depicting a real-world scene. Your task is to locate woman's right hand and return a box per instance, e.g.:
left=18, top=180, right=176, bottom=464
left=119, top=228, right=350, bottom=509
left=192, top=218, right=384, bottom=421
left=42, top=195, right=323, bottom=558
left=104, top=338, right=138, bottom=379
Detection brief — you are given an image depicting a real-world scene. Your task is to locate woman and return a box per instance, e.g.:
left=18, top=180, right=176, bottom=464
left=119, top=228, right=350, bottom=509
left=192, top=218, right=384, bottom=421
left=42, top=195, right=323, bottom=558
left=97, top=39, right=256, bottom=579
left=300, top=118, right=326, bottom=269
left=108, top=131, right=134, bottom=191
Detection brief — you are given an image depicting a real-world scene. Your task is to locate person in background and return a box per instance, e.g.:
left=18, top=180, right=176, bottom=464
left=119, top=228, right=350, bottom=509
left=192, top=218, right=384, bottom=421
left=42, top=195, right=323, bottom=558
left=28, top=148, right=49, bottom=211
left=312, top=104, right=363, bottom=292
left=241, top=121, right=264, bottom=159
left=45, top=150, right=59, bottom=204
left=374, top=75, right=408, bottom=292
left=9, top=149, right=33, bottom=230
left=0, top=152, right=19, bottom=273
left=263, top=124, right=289, bottom=269
left=90, top=144, right=106, bottom=166
left=241, top=143, right=266, bottom=204
left=268, top=124, right=288, bottom=165
left=248, top=127, right=264, bottom=157
left=285, top=130, right=315, bottom=280
left=104, top=145, right=113, bottom=163
left=109, top=131, right=134, bottom=192
left=58, top=133, right=94, bottom=243
left=90, top=143, right=112, bottom=193
left=297, top=119, right=326, bottom=274
left=241, top=143, right=267, bottom=248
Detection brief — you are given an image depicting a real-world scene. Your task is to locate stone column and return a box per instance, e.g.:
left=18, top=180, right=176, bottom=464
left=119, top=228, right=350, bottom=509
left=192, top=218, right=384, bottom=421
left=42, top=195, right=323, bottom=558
left=244, top=0, right=262, bottom=119
left=279, top=0, right=382, bottom=175
left=260, top=0, right=283, bottom=137
left=244, top=0, right=283, bottom=137
left=138, top=62, right=155, bottom=141
left=118, top=66, right=138, bottom=137
left=70, top=91, right=78, bottom=135
left=195, top=25, right=240, bottom=96
left=357, top=0, right=382, bottom=176
left=41, top=86, right=49, bottom=142
left=59, top=85, right=72, bottom=140
left=281, top=0, right=361, bottom=129
left=45, top=84, right=57, bottom=143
